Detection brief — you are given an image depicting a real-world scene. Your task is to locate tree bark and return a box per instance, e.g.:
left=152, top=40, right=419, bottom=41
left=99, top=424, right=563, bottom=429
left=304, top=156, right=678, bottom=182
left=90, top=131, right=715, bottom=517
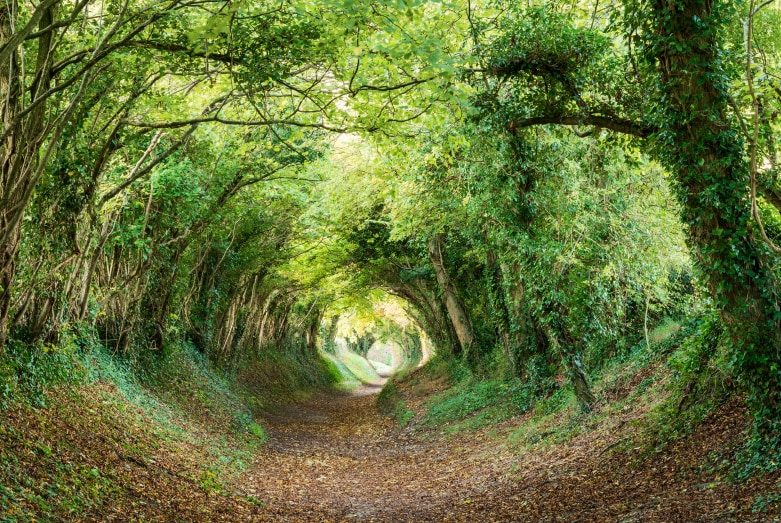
left=427, top=234, right=474, bottom=356
left=384, top=271, right=461, bottom=357
left=0, top=2, right=57, bottom=351
left=649, top=0, right=781, bottom=430
left=541, top=306, right=596, bottom=411
left=0, top=3, right=21, bottom=351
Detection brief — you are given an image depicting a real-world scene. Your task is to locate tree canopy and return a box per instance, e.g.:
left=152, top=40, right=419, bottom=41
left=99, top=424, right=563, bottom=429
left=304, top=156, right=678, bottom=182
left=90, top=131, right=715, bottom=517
left=2, top=0, right=781, bottom=445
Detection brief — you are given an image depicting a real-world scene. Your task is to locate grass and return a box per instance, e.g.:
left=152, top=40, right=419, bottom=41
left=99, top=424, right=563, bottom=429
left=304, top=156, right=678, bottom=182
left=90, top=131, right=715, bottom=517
left=4, top=310, right=769, bottom=519
left=377, top=380, right=414, bottom=426
left=336, top=349, right=383, bottom=384
left=320, top=348, right=384, bottom=390
left=237, top=347, right=341, bottom=410
left=501, top=319, right=683, bottom=450
left=424, top=379, right=530, bottom=428
left=383, top=315, right=704, bottom=452
left=648, top=317, right=684, bottom=345
left=369, top=359, right=393, bottom=375
left=0, top=352, right=256, bottom=522
left=0, top=402, right=120, bottom=521
left=320, top=352, right=362, bottom=390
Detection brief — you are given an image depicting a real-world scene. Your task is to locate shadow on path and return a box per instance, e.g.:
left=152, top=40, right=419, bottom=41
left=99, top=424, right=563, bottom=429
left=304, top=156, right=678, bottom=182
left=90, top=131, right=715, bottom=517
left=237, top=385, right=771, bottom=522
left=243, top=381, right=507, bottom=522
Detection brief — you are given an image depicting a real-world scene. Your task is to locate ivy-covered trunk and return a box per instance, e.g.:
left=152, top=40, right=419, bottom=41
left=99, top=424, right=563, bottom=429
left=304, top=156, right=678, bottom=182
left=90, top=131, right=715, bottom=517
left=650, top=0, right=781, bottom=431
left=352, top=333, right=376, bottom=358
left=391, top=279, right=461, bottom=357
left=541, top=302, right=596, bottom=411
left=321, top=315, right=340, bottom=354
left=400, top=331, right=423, bottom=367
left=304, top=306, right=324, bottom=357
left=427, top=234, right=475, bottom=355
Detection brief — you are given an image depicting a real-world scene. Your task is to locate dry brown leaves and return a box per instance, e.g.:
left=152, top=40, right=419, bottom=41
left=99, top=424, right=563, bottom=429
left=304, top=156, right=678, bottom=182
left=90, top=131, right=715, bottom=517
left=3, top=378, right=781, bottom=522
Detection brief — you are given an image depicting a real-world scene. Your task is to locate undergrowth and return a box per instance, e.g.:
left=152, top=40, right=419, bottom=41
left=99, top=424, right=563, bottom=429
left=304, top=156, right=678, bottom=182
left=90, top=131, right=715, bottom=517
left=423, top=378, right=538, bottom=432
left=320, top=352, right=362, bottom=390
left=0, top=324, right=338, bottom=521
left=645, top=312, right=731, bottom=445
left=334, top=349, right=383, bottom=384
left=386, top=309, right=781, bottom=490
left=237, top=345, right=341, bottom=412
left=377, top=381, right=414, bottom=426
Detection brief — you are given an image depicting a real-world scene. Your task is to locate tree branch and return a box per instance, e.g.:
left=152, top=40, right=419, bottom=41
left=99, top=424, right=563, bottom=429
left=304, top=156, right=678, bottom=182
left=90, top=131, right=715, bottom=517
left=760, top=184, right=781, bottom=216
left=122, top=115, right=348, bottom=132
left=505, top=114, right=655, bottom=138
left=25, top=0, right=91, bottom=41
left=0, top=0, right=60, bottom=65
left=349, top=77, right=431, bottom=95
left=129, top=40, right=238, bottom=64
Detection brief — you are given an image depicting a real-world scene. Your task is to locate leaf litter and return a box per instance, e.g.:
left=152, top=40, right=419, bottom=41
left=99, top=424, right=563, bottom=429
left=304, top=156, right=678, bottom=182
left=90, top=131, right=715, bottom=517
left=2, top=378, right=781, bottom=521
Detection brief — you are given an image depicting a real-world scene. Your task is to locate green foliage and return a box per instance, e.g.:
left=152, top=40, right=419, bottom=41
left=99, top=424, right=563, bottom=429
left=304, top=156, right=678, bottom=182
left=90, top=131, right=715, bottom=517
left=423, top=377, right=539, bottom=428
left=483, top=7, right=639, bottom=126
left=3, top=0, right=781, bottom=492
left=636, top=0, right=781, bottom=436
left=376, top=381, right=414, bottom=426
left=331, top=350, right=383, bottom=385
left=319, top=353, right=358, bottom=389
left=531, top=385, right=575, bottom=418
left=0, top=448, right=117, bottom=523
left=248, top=422, right=268, bottom=442
left=237, top=346, right=340, bottom=410
left=752, top=487, right=781, bottom=516
left=199, top=466, right=226, bottom=494
left=0, top=335, right=86, bottom=409
left=0, top=328, right=279, bottom=520
left=646, top=310, right=732, bottom=444
left=130, top=341, right=263, bottom=433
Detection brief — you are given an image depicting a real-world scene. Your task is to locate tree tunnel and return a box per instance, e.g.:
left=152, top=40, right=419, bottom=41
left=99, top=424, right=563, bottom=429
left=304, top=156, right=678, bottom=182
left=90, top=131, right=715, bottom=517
left=315, top=293, right=431, bottom=387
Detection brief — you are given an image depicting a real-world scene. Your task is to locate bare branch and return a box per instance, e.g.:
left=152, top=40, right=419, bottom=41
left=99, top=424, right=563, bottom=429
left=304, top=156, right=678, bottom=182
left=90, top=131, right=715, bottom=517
left=349, top=77, right=431, bottom=95
left=122, top=115, right=348, bottom=132
left=505, top=114, right=654, bottom=138
left=0, top=0, right=60, bottom=65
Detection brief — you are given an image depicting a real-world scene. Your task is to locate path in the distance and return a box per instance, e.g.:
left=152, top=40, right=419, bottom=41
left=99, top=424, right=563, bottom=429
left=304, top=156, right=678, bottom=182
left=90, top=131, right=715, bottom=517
left=241, top=384, right=510, bottom=522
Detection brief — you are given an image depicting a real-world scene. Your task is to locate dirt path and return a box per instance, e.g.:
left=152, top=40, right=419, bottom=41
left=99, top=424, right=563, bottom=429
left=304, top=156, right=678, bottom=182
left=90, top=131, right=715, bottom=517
left=8, top=376, right=779, bottom=521
left=233, top=388, right=779, bottom=523
left=242, top=385, right=513, bottom=522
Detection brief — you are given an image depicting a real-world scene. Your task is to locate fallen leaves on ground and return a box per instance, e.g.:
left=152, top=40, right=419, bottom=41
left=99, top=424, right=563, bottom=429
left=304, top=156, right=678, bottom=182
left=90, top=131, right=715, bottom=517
left=3, top=380, right=781, bottom=522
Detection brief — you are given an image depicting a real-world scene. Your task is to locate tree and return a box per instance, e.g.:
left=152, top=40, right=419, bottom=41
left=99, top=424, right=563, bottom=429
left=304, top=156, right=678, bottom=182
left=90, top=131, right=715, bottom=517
left=479, top=1, right=781, bottom=431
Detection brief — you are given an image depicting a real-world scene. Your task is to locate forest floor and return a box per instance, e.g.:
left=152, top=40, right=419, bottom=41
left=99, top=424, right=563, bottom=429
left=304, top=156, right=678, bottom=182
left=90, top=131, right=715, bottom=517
left=3, top=371, right=781, bottom=521
left=233, top=383, right=781, bottom=522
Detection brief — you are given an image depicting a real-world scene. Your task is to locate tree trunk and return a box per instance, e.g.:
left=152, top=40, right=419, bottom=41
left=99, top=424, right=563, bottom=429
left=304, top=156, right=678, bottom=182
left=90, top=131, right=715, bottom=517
left=650, top=0, right=781, bottom=431
left=486, top=253, right=517, bottom=375
left=542, top=321, right=596, bottom=411
left=427, top=234, right=474, bottom=356
left=321, top=315, right=339, bottom=354
left=0, top=3, right=21, bottom=351
left=0, top=2, right=57, bottom=352
left=305, top=308, right=323, bottom=356
left=356, top=333, right=376, bottom=358
left=499, top=262, right=540, bottom=372
left=388, top=277, right=461, bottom=357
